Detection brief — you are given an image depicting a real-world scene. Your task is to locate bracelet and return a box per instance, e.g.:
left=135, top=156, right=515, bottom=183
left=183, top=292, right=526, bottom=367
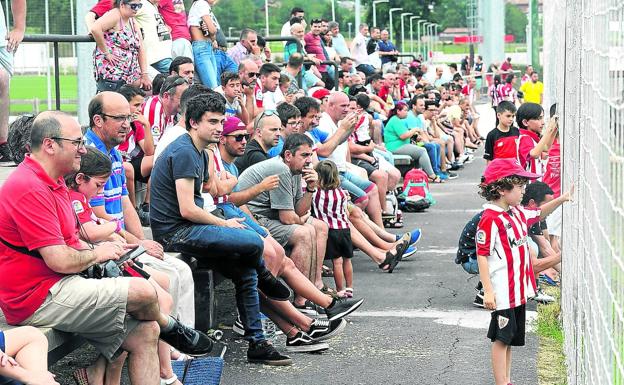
left=305, top=187, right=317, bottom=193
left=114, top=219, right=123, bottom=233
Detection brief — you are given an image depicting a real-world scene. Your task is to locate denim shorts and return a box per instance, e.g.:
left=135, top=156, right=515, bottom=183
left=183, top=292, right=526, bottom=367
left=461, top=258, right=479, bottom=275
left=0, top=46, right=13, bottom=76
left=339, top=171, right=374, bottom=204
left=0, top=330, right=5, bottom=352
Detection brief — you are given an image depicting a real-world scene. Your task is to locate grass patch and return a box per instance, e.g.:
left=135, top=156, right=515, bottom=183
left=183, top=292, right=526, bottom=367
left=9, top=75, right=78, bottom=114
left=536, top=285, right=567, bottom=385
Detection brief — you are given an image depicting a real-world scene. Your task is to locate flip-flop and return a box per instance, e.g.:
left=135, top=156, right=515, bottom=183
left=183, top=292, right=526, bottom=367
left=72, top=368, right=89, bottom=385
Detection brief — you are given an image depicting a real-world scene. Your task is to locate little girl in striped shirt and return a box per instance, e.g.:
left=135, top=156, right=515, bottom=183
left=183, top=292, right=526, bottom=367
left=312, top=160, right=354, bottom=298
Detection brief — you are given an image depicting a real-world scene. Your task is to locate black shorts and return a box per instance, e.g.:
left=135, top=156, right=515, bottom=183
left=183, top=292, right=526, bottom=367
left=487, top=304, right=526, bottom=346
left=324, top=229, right=353, bottom=260
left=352, top=158, right=378, bottom=177
left=129, top=155, right=150, bottom=184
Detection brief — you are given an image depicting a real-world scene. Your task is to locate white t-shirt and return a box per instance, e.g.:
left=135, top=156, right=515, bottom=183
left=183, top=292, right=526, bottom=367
left=0, top=6, right=7, bottom=47
left=153, top=124, right=187, bottom=162
left=136, top=0, right=172, bottom=65
left=318, top=112, right=348, bottom=172
left=280, top=21, right=292, bottom=39
left=350, top=33, right=369, bottom=66
left=187, top=0, right=220, bottom=30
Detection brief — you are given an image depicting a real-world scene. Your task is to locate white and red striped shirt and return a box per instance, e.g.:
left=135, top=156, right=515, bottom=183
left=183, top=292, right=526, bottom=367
left=141, top=96, right=175, bottom=146
left=351, top=115, right=371, bottom=144
left=212, top=147, right=229, bottom=205
left=117, top=121, right=146, bottom=160
left=498, top=83, right=517, bottom=103
left=476, top=204, right=540, bottom=310
left=312, top=188, right=350, bottom=230
left=517, top=129, right=545, bottom=181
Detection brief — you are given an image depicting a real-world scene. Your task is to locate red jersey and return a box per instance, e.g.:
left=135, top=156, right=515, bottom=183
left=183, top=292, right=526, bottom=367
left=69, top=190, right=101, bottom=225
left=542, top=139, right=561, bottom=197
left=0, top=156, right=80, bottom=324
left=476, top=204, right=539, bottom=310
left=483, top=127, right=520, bottom=161
left=518, top=129, right=545, bottom=180
left=117, top=121, right=146, bottom=160
left=90, top=0, right=113, bottom=18
left=158, top=0, right=191, bottom=41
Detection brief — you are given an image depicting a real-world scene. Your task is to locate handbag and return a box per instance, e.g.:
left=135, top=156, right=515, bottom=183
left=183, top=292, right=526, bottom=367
left=171, top=344, right=227, bottom=385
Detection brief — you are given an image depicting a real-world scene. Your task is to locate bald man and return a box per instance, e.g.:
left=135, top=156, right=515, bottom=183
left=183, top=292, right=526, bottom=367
left=235, top=112, right=282, bottom=174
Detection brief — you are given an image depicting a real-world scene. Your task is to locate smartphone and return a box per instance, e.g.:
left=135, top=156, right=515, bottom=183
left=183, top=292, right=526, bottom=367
left=115, top=245, right=146, bottom=266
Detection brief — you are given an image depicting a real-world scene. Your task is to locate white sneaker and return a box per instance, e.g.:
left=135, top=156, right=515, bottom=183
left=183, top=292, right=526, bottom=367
left=532, top=288, right=555, bottom=304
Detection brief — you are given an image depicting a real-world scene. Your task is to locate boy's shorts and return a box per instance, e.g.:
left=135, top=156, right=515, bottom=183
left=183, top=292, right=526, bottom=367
left=325, top=228, right=353, bottom=260
left=487, top=304, right=526, bottom=346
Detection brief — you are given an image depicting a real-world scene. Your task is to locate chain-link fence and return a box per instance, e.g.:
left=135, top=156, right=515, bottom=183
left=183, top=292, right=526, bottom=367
left=543, top=1, right=624, bottom=384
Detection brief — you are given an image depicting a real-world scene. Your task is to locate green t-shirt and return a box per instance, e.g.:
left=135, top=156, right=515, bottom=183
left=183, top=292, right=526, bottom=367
left=384, top=116, right=410, bottom=152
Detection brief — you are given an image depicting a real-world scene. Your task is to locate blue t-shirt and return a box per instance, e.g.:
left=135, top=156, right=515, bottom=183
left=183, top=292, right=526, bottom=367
left=378, top=40, right=397, bottom=65
left=405, top=111, right=425, bottom=130
left=309, top=127, right=329, bottom=144
left=150, top=133, right=208, bottom=240
left=85, top=130, right=128, bottom=225
left=267, top=137, right=283, bottom=158
left=222, top=159, right=240, bottom=192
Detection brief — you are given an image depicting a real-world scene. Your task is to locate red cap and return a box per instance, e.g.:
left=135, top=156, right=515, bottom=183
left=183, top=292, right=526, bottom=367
left=312, top=88, right=331, bottom=100
left=222, top=116, right=246, bottom=136
left=482, top=158, right=541, bottom=185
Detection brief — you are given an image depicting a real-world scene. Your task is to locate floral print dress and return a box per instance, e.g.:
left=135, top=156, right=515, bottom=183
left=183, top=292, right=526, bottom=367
left=93, top=17, right=141, bottom=84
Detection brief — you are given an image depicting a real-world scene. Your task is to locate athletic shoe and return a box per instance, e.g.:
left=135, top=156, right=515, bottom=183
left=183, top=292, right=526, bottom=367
left=532, top=288, right=555, bottom=304
left=539, top=274, right=559, bottom=286
left=325, top=297, right=365, bottom=321
left=307, top=318, right=347, bottom=342
left=247, top=340, right=292, bottom=366
left=473, top=293, right=484, bottom=308
left=457, top=154, right=469, bottom=164
left=160, top=318, right=214, bottom=356
left=401, top=245, right=418, bottom=260
left=475, top=281, right=483, bottom=292
left=464, top=154, right=475, bottom=164
left=0, top=143, right=15, bottom=167
left=449, top=161, right=464, bottom=170
left=294, top=300, right=321, bottom=316
left=257, top=268, right=292, bottom=301
left=446, top=171, right=458, bottom=180
left=409, top=228, right=422, bottom=245
left=137, top=204, right=150, bottom=227
left=285, top=331, right=329, bottom=353
left=233, top=313, right=276, bottom=340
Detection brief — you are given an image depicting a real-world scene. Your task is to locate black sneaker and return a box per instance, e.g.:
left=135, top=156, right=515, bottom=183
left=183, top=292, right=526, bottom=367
left=325, top=297, right=365, bottom=321
left=285, top=331, right=329, bottom=353
left=247, top=340, right=292, bottom=366
left=446, top=171, right=458, bottom=180
left=0, top=142, right=16, bottom=167
left=257, top=268, right=291, bottom=301
left=475, top=281, right=483, bottom=292
left=160, top=318, right=214, bottom=356
left=473, top=292, right=484, bottom=308
left=307, top=318, right=346, bottom=342
left=294, top=300, right=321, bottom=316
left=137, top=204, right=150, bottom=227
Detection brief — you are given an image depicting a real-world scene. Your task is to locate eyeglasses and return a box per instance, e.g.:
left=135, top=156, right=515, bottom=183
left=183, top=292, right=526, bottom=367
left=161, top=76, right=188, bottom=95
left=50, top=137, right=86, bottom=149
left=225, top=133, right=250, bottom=142
left=101, top=113, right=132, bottom=123
left=286, top=120, right=303, bottom=127
left=124, top=1, right=143, bottom=11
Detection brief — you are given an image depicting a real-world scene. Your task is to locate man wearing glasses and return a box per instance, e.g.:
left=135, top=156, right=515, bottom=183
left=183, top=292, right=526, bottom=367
left=267, top=102, right=303, bottom=158
left=141, top=75, right=189, bottom=146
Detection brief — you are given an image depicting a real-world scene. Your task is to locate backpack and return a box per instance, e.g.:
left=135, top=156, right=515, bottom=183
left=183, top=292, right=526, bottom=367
left=400, top=168, right=436, bottom=205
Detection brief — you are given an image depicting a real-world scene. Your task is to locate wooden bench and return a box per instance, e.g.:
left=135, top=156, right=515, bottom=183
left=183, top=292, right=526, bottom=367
left=392, top=154, right=414, bottom=176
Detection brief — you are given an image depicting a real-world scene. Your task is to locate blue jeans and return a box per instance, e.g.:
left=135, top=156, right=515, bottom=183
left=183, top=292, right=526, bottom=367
left=218, top=202, right=268, bottom=238
left=152, top=57, right=173, bottom=74
left=423, top=142, right=441, bottom=174
left=339, top=171, right=373, bottom=204
left=162, top=224, right=265, bottom=343
left=214, top=50, right=238, bottom=85
left=462, top=258, right=479, bottom=275
left=192, top=40, right=218, bottom=88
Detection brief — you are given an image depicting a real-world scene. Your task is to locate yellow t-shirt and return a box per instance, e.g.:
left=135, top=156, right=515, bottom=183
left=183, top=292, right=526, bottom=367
left=520, top=81, right=544, bottom=104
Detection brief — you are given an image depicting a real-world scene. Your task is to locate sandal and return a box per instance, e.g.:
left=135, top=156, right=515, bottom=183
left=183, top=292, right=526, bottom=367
left=72, top=368, right=89, bottom=385
left=160, top=374, right=179, bottom=385
left=429, top=175, right=444, bottom=184
left=378, top=240, right=409, bottom=273
left=321, top=286, right=341, bottom=299
left=344, top=288, right=353, bottom=298
left=322, top=265, right=334, bottom=277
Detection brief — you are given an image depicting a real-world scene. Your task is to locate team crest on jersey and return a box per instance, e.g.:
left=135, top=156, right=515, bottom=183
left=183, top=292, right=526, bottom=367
left=151, top=125, right=161, bottom=138
left=72, top=200, right=84, bottom=214
left=476, top=229, right=486, bottom=245
left=498, top=315, right=509, bottom=329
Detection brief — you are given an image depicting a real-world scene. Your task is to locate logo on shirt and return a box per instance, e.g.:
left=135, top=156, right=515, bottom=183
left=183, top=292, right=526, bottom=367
left=476, top=229, right=486, bottom=245
left=498, top=315, right=509, bottom=329
left=509, top=236, right=527, bottom=248
left=72, top=200, right=84, bottom=214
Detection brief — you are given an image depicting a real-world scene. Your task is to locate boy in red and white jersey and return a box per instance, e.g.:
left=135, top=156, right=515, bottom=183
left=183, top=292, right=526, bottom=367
left=516, top=102, right=559, bottom=179
left=476, top=158, right=573, bottom=385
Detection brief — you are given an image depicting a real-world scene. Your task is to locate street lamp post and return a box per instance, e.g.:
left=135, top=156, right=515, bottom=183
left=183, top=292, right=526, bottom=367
left=372, top=0, right=389, bottom=28
left=433, top=24, right=439, bottom=58
left=422, top=22, right=431, bottom=60
left=331, top=0, right=336, bottom=22
left=418, top=20, right=427, bottom=60
left=348, top=22, right=353, bottom=39
left=400, top=12, right=412, bottom=54
left=264, top=0, right=270, bottom=36
left=388, top=7, right=403, bottom=42
left=409, top=16, right=419, bottom=55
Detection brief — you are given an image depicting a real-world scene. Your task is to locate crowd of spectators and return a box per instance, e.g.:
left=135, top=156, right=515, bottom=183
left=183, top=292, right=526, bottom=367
left=0, top=1, right=518, bottom=384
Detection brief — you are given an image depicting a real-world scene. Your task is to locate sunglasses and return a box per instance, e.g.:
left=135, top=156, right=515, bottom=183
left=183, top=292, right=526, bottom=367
left=247, top=72, right=260, bottom=78
left=253, top=110, right=280, bottom=131
left=124, top=1, right=143, bottom=11
left=225, top=133, right=250, bottom=142
left=162, top=76, right=188, bottom=94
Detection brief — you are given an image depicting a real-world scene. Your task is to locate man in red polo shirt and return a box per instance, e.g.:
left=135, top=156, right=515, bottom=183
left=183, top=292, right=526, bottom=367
left=0, top=111, right=212, bottom=384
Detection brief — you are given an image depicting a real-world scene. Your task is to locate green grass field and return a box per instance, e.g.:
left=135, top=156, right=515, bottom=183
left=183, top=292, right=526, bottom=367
left=9, top=75, right=79, bottom=114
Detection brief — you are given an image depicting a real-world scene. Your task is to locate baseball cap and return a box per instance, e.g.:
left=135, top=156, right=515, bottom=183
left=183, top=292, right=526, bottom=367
left=312, top=88, right=331, bottom=100
left=482, top=158, right=541, bottom=185
left=222, top=116, right=246, bottom=136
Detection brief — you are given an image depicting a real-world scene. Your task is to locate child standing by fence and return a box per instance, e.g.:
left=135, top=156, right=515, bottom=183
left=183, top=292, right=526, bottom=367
left=312, top=160, right=355, bottom=298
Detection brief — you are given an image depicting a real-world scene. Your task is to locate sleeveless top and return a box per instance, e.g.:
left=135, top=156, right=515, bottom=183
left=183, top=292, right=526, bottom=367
left=93, top=16, right=141, bottom=83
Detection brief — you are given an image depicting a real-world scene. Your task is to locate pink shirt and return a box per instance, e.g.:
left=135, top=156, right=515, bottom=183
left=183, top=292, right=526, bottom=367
left=304, top=32, right=327, bottom=72
left=158, top=0, right=191, bottom=41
